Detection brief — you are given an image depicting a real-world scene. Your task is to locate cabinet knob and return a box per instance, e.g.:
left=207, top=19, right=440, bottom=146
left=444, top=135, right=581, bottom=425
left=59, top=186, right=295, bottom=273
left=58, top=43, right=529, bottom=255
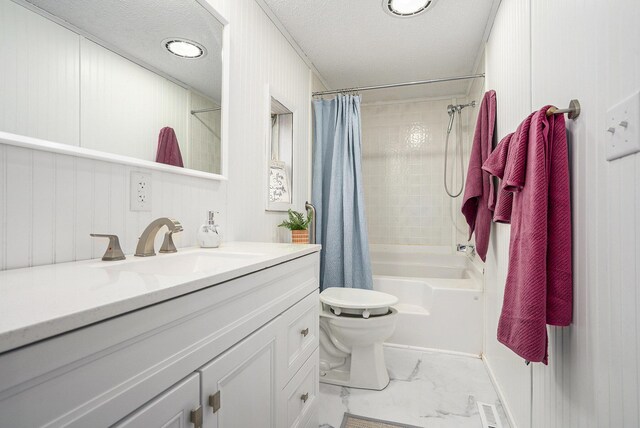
left=300, top=392, right=309, bottom=403
left=300, top=328, right=309, bottom=337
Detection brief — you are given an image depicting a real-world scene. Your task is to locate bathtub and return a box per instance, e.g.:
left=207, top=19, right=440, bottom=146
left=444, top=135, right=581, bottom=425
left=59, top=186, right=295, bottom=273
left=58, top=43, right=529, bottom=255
left=370, top=245, right=483, bottom=355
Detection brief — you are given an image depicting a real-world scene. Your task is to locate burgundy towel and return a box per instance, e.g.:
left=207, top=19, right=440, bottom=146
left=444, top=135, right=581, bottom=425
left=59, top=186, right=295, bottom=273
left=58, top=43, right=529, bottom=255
left=488, top=106, right=572, bottom=364
left=156, top=127, right=184, bottom=167
left=461, top=90, right=497, bottom=262
left=482, top=132, right=515, bottom=223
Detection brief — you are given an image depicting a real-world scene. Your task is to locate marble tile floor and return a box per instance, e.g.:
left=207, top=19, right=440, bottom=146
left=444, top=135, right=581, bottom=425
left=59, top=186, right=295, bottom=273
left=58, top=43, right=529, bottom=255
left=318, top=346, right=510, bottom=428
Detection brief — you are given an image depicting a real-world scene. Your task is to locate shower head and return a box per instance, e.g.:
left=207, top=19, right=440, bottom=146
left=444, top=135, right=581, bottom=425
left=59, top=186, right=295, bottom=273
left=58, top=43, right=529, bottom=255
left=446, top=101, right=477, bottom=133
left=447, top=101, right=476, bottom=115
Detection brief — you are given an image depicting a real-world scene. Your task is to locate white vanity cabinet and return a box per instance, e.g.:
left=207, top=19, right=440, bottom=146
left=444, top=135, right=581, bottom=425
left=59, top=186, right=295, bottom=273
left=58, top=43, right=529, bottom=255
left=0, top=251, right=320, bottom=428
left=198, top=291, right=319, bottom=428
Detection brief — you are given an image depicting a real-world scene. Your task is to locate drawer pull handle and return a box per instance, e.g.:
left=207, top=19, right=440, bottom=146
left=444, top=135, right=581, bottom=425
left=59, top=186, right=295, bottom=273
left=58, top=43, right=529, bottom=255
left=301, top=328, right=309, bottom=337
left=300, top=392, right=309, bottom=403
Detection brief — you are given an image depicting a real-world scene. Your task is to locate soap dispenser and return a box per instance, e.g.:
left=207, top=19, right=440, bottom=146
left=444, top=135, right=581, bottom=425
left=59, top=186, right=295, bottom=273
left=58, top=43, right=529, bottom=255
left=198, top=211, right=222, bottom=248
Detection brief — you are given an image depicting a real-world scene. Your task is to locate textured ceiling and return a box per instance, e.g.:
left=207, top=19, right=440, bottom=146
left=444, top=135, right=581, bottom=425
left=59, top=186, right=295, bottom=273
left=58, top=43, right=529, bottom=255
left=24, top=0, right=223, bottom=102
left=262, top=0, right=498, bottom=101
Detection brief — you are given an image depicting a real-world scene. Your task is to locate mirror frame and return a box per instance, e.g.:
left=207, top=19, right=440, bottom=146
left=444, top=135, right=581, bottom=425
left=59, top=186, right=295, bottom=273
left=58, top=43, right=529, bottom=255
left=0, top=0, right=230, bottom=181
left=265, top=85, right=296, bottom=212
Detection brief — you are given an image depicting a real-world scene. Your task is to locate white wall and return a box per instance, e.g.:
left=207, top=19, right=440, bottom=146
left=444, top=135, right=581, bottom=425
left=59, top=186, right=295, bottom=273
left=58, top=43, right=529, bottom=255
left=483, top=0, right=640, bottom=427
left=0, top=0, right=313, bottom=270
left=0, top=0, right=80, bottom=146
left=80, top=37, right=190, bottom=164
left=207, top=0, right=312, bottom=243
left=482, top=1, right=533, bottom=426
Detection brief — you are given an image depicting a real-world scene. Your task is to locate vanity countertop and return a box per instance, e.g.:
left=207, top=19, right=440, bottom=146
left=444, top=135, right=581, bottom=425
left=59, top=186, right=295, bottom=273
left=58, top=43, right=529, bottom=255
left=0, top=242, right=321, bottom=354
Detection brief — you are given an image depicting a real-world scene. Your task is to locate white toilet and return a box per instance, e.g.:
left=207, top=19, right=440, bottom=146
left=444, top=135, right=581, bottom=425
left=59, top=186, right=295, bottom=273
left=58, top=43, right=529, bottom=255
left=319, top=287, right=399, bottom=390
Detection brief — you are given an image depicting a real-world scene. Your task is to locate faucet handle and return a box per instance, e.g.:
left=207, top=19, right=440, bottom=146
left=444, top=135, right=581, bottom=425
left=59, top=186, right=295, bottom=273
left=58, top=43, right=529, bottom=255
left=159, top=231, right=178, bottom=253
left=90, top=234, right=126, bottom=261
left=159, top=219, right=182, bottom=253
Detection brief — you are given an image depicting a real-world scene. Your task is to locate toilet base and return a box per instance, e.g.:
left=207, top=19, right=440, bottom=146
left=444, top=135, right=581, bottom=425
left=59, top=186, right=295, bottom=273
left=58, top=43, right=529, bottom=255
left=319, top=342, right=391, bottom=391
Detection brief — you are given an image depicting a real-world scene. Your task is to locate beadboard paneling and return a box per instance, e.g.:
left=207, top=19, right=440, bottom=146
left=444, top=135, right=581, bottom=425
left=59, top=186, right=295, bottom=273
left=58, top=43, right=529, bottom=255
left=0, top=144, right=226, bottom=269
left=0, top=0, right=80, bottom=146
left=485, top=0, right=640, bottom=427
left=80, top=38, right=189, bottom=163
left=206, top=0, right=312, bottom=243
left=483, top=1, right=533, bottom=427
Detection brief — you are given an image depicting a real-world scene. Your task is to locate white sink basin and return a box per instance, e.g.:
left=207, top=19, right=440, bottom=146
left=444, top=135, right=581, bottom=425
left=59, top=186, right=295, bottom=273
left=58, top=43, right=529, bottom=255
left=99, top=251, right=264, bottom=276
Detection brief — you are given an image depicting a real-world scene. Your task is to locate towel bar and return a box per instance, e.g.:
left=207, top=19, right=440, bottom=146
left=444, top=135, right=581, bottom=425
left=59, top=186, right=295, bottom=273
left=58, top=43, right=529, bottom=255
left=547, top=99, right=581, bottom=120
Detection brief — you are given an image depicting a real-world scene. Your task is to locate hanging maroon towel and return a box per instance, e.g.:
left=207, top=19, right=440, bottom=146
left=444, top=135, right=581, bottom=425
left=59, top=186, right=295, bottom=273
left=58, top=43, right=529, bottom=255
left=482, top=106, right=573, bottom=364
left=461, top=90, right=497, bottom=262
left=156, top=127, right=184, bottom=167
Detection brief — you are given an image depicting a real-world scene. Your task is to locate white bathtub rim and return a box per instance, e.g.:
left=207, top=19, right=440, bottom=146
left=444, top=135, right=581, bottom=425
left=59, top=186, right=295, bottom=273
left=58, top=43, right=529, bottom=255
left=373, top=274, right=482, bottom=292
left=370, top=244, right=452, bottom=255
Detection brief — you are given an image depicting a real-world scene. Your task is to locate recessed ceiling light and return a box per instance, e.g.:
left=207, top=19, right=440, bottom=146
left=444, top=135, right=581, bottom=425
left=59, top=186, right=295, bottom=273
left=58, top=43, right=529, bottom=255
left=163, top=38, right=207, bottom=59
left=383, top=0, right=435, bottom=17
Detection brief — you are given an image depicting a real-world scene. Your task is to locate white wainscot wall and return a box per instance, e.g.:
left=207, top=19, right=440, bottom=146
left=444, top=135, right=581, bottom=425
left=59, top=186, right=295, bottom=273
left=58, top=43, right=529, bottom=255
left=0, top=144, right=226, bottom=270
left=483, top=0, right=640, bottom=427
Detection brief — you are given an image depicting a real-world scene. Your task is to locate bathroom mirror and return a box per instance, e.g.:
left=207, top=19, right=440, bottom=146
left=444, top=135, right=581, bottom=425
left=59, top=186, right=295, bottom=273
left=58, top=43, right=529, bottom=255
left=0, top=0, right=228, bottom=179
left=266, top=95, right=294, bottom=211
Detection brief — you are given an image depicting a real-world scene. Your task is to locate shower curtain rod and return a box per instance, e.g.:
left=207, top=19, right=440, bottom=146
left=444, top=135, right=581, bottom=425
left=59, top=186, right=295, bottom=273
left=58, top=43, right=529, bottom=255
left=312, top=73, right=485, bottom=97
left=190, top=107, right=221, bottom=114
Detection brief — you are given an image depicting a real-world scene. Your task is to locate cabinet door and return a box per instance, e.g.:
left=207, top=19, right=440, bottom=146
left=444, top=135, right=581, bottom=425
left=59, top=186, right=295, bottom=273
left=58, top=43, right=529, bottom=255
left=199, top=320, right=279, bottom=428
left=113, top=373, right=200, bottom=428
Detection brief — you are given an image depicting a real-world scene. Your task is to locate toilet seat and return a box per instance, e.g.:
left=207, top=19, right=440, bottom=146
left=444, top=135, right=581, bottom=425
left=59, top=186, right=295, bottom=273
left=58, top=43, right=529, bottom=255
left=320, top=288, right=398, bottom=318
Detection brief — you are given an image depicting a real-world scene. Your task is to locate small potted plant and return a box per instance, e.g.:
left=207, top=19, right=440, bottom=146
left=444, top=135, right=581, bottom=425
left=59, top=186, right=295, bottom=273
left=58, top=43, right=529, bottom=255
left=278, top=209, right=312, bottom=244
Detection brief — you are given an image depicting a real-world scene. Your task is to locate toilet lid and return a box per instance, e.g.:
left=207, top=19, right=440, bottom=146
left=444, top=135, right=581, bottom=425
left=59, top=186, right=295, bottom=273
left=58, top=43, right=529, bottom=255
left=320, top=288, right=398, bottom=310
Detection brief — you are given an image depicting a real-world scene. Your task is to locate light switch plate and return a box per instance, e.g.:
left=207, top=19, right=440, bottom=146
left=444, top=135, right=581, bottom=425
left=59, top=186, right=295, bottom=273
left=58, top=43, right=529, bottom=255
left=606, top=91, right=640, bottom=161
left=130, top=171, right=152, bottom=211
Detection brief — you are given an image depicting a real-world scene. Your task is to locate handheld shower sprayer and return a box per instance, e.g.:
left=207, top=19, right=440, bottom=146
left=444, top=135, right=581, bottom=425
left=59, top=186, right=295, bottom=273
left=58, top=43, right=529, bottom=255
left=444, top=101, right=476, bottom=198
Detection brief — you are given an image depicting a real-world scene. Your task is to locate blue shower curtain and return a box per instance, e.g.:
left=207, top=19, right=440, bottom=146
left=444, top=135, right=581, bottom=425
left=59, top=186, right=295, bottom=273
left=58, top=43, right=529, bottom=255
left=312, top=95, right=373, bottom=291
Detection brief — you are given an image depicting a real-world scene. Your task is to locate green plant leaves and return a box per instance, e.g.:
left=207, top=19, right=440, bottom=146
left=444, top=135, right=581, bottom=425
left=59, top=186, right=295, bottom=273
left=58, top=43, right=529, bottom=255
left=277, top=208, right=312, bottom=230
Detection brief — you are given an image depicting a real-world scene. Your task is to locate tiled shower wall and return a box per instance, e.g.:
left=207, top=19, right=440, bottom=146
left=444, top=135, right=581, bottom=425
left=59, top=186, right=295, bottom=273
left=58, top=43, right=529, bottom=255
left=361, top=98, right=477, bottom=247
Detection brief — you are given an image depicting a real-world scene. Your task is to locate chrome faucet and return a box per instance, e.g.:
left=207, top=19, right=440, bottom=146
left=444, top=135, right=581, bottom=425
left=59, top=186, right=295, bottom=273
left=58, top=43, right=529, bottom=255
left=457, top=243, right=476, bottom=257
left=135, top=218, right=183, bottom=257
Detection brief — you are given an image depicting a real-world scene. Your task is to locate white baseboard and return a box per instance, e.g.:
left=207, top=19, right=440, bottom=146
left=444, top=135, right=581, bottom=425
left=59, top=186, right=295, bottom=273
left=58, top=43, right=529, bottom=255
left=384, top=342, right=482, bottom=359
left=482, top=355, right=518, bottom=428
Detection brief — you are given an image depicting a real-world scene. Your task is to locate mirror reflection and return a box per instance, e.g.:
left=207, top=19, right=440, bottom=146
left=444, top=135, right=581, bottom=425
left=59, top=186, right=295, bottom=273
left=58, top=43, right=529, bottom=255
left=268, top=97, right=293, bottom=210
left=0, top=0, right=224, bottom=175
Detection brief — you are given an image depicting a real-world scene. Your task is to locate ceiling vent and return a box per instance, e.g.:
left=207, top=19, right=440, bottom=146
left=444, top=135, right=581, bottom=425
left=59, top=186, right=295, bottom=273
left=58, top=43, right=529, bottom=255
left=383, top=0, right=437, bottom=17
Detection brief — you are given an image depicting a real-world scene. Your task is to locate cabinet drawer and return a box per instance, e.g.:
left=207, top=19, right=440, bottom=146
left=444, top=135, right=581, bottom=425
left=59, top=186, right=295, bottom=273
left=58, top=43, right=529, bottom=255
left=282, top=348, right=319, bottom=428
left=280, top=291, right=319, bottom=382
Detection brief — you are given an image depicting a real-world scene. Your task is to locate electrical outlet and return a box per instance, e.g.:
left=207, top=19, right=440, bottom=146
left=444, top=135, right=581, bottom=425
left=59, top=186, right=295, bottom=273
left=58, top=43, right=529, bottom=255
left=130, top=171, right=152, bottom=211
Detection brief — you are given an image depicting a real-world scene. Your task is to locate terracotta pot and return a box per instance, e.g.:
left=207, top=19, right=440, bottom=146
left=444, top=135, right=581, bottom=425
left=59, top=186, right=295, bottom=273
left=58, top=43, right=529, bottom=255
left=291, top=230, right=309, bottom=244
